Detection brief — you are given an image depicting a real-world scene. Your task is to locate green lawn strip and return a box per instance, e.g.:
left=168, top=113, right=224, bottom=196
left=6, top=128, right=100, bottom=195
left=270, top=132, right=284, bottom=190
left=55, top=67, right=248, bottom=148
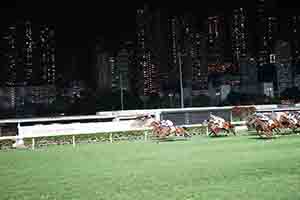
left=0, top=135, right=300, bottom=199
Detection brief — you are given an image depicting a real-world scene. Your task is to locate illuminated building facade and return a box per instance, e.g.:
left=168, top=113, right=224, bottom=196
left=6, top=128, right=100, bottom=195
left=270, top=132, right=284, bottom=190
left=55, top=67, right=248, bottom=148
left=1, top=25, right=18, bottom=109
left=206, top=16, right=226, bottom=73
left=1, top=21, right=57, bottom=113
left=136, top=5, right=160, bottom=96
left=255, top=0, right=278, bottom=65
left=24, top=20, right=34, bottom=85
left=168, top=17, right=180, bottom=74
left=231, top=8, right=247, bottom=65
left=2, top=25, right=18, bottom=86
left=40, top=26, right=56, bottom=85
left=289, top=16, right=300, bottom=75
left=191, top=33, right=208, bottom=91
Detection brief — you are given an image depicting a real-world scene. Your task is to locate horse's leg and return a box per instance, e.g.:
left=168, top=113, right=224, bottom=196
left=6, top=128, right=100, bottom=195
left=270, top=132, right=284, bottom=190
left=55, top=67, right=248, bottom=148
left=209, top=129, right=216, bottom=137
left=266, top=128, right=273, bottom=138
left=274, top=127, right=281, bottom=134
left=256, top=127, right=263, bottom=138
left=152, top=130, right=160, bottom=143
left=230, top=127, right=236, bottom=136
left=291, top=125, right=297, bottom=134
left=224, top=128, right=229, bottom=136
left=213, top=128, right=219, bottom=137
left=184, top=128, right=192, bottom=138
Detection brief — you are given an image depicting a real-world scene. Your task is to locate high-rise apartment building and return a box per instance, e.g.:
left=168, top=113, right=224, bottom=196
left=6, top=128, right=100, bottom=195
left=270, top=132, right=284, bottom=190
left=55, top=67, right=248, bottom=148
left=136, top=5, right=160, bottom=96
left=168, top=17, right=181, bottom=73
left=95, top=45, right=111, bottom=92
left=39, top=26, right=56, bottom=85
left=1, top=21, right=57, bottom=113
left=2, top=25, right=18, bottom=86
left=2, top=21, right=56, bottom=86
left=23, top=20, right=34, bottom=85
left=192, top=33, right=208, bottom=91
left=231, top=8, right=247, bottom=64
left=289, top=16, right=300, bottom=70
left=255, top=0, right=278, bottom=65
left=274, top=40, right=293, bottom=95
left=206, top=15, right=226, bottom=72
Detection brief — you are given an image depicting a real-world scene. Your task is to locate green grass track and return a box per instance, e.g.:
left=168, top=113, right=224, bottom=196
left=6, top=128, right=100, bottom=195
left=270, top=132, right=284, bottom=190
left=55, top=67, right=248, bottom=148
left=0, top=135, right=300, bottom=200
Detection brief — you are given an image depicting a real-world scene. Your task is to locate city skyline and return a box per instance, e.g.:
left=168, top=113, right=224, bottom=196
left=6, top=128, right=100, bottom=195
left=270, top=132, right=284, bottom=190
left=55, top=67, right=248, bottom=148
left=1, top=1, right=300, bottom=86
left=2, top=0, right=300, bottom=117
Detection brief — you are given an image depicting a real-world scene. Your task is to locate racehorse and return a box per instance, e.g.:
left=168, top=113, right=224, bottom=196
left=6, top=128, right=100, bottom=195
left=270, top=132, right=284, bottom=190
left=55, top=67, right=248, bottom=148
left=149, top=120, right=173, bottom=139
left=246, top=113, right=283, bottom=137
left=246, top=116, right=275, bottom=138
left=138, top=115, right=191, bottom=140
left=270, top=112, right=298, bottom=133
left=207, top=115, right=236, bottom=137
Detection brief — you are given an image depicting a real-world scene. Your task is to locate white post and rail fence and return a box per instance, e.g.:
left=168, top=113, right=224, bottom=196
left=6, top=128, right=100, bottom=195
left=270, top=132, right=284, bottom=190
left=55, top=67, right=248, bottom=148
left=0, top=104, right=299, bottom=149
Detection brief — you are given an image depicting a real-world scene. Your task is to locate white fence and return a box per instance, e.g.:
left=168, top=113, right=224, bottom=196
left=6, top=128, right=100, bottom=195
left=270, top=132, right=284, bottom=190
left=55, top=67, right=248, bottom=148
left=1, top=104, right=300, bottom=149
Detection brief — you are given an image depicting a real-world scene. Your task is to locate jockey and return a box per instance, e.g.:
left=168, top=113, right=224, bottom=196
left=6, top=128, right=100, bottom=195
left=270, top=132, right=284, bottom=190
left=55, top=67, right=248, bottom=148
left=160, top=119, right=176, bottom=132
left=209, top=114, right=225, bottom=127
left=254, top=113, right=274, bottom=126
left=287, top=113, right=298, bottom=125
left=254, top=113, right=269, bottom=120
left=255, top=113, right=270, bottom=121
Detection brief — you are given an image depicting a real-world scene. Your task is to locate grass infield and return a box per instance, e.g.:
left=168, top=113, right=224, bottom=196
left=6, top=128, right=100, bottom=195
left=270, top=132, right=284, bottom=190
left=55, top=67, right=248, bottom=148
left=0, top=134, right=300, bottom=200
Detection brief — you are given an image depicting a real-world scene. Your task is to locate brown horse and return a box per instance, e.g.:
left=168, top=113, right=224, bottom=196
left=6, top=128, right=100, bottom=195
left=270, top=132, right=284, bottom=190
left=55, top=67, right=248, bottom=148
left=139, top=115, right=191, bottom=140
left=149, top=121, right=173, bottom=139
left=247, top=114, right=281, bottom=134
left=271, top=112, right=298, bottom=133
left=207, top=121, right=236, bottom=137
left=247, top=117, right=275, bottom=138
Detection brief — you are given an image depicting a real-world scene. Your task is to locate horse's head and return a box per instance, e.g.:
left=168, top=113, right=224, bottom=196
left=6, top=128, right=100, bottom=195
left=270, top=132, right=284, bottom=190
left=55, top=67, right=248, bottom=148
left=139, top=115, right=159, bottom=128
left=135, top=114, right=157, bottom=127
left=150, top=120, right=160, bottom=127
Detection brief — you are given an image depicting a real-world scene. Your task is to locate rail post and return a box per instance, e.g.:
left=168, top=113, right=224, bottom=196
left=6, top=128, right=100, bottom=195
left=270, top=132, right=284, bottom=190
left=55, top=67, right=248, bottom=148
left=13, top=123, right=25, bottom=149
left=155, top=111, right=161, bottom=121
left=32, top=138, right=35, bottom=150
left=109, top=133, right=113, bottom=143
left=144, top=131, right=148, bottom=141
left=184, top=112, right=190, bottom=125
left=72, top=136, right=76, bottom=148
left=206, top=126, right=209, bottom=136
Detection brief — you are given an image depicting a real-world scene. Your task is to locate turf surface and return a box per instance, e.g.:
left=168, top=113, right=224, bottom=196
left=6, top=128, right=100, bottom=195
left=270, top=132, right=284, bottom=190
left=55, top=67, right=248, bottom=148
left=0, top=135, right=300, bottom=200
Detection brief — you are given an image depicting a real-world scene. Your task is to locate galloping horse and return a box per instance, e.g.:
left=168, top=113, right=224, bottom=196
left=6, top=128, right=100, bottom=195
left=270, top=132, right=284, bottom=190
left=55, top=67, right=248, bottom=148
left=290, top=111, right=300, bottom=130
left=207, top=114, right=236, bottom=136
left=247, top=113, right=282, bottom=137
left=246, top=116, right=274, bottom=138
left=138, top=114, right=191, bottom=140
left=270, top=112, right=299, bottom=132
